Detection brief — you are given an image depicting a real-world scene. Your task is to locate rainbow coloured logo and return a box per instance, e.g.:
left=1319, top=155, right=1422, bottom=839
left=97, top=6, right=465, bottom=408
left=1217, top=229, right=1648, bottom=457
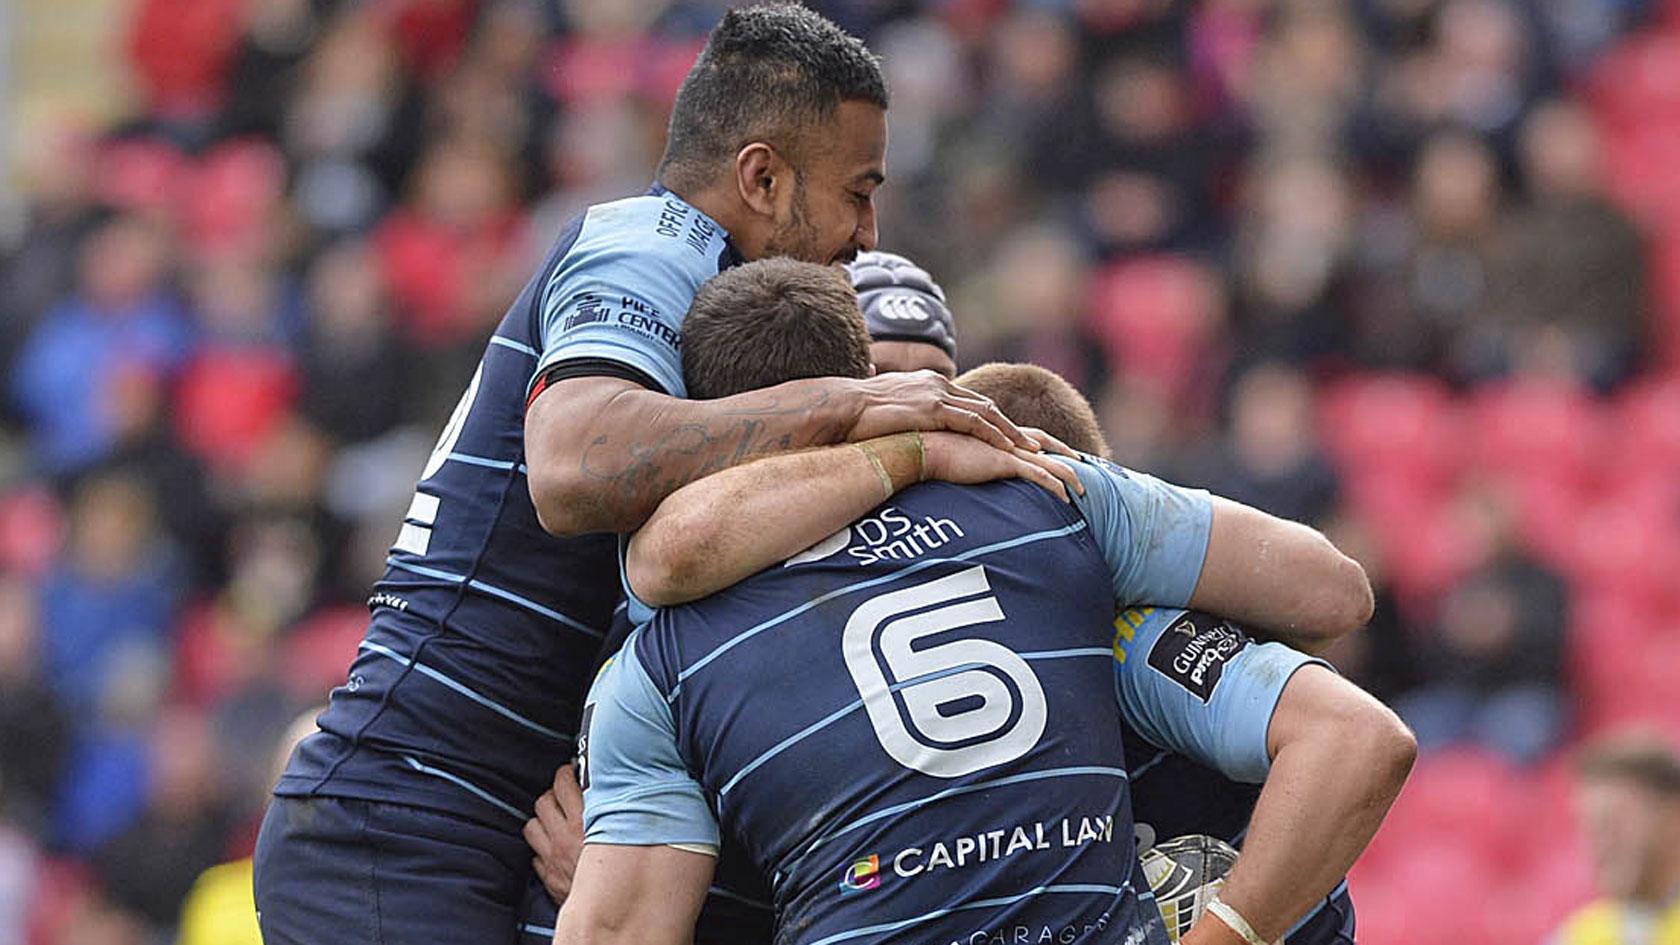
left=838, top=854, right=881, bottom=893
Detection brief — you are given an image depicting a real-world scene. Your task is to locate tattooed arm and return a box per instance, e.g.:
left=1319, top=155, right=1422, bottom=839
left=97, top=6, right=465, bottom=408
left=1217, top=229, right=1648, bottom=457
left=526, top=374, right=1034, bottom=536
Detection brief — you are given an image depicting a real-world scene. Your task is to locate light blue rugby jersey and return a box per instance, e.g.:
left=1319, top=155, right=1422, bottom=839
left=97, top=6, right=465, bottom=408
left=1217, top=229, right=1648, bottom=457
left=278, top=187, right=740, bottom=828
left=578, top=459, right=1318, bottom=945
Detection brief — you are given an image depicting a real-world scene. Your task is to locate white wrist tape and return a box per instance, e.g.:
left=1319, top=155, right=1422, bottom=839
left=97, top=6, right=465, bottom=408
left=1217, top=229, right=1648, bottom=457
left=1206, top=896, right=1274, bottom=945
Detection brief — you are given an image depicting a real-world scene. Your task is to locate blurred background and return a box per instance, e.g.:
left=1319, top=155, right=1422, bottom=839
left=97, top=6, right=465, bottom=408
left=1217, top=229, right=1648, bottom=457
left=0, top=0, right=1677, bottom=942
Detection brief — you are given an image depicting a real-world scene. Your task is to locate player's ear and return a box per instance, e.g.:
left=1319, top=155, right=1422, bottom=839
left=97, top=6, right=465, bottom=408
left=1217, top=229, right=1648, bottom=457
left=867, top=363, right=878, bottom=377
left=734, top=142, right=785, bottom=220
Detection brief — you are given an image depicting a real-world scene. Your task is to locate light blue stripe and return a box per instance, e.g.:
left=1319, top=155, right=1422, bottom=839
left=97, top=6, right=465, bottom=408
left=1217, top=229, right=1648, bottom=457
left=807, top=882, right=1131, bottom=945
left=1128, top=749, right=1171, bottom=782
left=519, top=924, right=553, bottom=938
left=803, top=765, right=1127, bottom=858
left=385, top=558, right=604, bottom=639
left=671, top=521, right=1089, bottom=699
left=400, top=755, right=525, bottom=820
left=720, top=649, right=1110, bottom=798
left=360, top=640, right=569, bottom=742
left=1016, top=646, right=1113, bottom=661
left=490, top=335, right=538, bottom=357
left=447, top=451, right=530, bottom=476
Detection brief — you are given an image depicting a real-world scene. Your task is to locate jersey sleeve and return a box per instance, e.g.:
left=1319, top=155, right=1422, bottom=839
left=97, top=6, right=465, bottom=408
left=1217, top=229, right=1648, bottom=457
left=1112, top=609, right=1329, bottom=784
left=529, top=196, right=735, bottom=400
left=1059, top=456, right=1213, bottom=607
left=578, top=637, right=720, bottom=851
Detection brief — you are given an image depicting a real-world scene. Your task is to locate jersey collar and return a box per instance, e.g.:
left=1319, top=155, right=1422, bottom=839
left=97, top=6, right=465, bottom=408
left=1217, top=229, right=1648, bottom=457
left=649, top=181, right=745, bottom=272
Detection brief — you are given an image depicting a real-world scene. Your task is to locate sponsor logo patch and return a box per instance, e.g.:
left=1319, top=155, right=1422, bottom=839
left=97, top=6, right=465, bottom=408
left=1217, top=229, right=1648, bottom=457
left=1145, top=612, right=1249, bottom=703
left=839, top=855, right=880, bottom=893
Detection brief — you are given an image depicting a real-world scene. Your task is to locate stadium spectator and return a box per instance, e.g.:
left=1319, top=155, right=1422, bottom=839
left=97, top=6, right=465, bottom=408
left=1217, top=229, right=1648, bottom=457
left=1186, top=362, right=1342, bottom=527
left=91, top=711, right=234, bottom=936
left=9, top=217, right=192, bottom=475
left=1395, top=487, right=1570, bottom=763
left=1550, top=731, right=1680, bottom=943
left=37, top=471, right=182, bottom=717
left=0, top=575, right=68, bottom=840
left=1485, top=99, right=1649, bottom=390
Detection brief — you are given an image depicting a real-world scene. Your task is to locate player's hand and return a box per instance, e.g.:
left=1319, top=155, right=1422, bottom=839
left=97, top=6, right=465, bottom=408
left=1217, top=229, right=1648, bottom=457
left=920, top=432, right=1082, bottom=502
left=1021, top=426, right=1079, bottom=459
left=524, top=763, right=585, bottom=903
left=847, top=370, right=1035, bottom=454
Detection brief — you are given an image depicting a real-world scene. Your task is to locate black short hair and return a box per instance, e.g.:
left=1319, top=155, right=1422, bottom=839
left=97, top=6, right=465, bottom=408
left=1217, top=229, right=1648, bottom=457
left=683, top=259, right=873, bottom=399
left=658, top=4, right=888, bottom=190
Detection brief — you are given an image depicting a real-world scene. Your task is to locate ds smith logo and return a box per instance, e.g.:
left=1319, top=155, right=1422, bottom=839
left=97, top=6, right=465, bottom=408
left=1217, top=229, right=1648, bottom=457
left=784, top=507, right=966, bottom=568
left=839, top=855, right=881, bottom=894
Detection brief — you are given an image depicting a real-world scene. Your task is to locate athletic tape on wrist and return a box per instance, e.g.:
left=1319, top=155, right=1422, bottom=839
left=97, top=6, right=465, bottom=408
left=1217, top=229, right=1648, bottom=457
left=1206, top=897, right=1275, bottom=945
left=858, top=443, right=894, bottom=500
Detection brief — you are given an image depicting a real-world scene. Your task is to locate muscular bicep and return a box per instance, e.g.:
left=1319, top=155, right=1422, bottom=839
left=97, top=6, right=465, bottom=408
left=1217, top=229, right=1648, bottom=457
left=525, top=375, right=651, bottom=534
left=553, top=843, right=714, bottom=945
left=1187, top=496, right=1373, bottom=646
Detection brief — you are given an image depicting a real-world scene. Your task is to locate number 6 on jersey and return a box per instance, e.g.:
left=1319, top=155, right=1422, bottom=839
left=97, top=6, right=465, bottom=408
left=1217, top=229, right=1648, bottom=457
left=842, top=566, right=1047, bottom=778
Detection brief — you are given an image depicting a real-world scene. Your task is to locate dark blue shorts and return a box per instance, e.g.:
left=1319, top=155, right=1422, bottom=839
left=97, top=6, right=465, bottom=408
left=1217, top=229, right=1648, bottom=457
left=254, top=795, right=536, bottom=944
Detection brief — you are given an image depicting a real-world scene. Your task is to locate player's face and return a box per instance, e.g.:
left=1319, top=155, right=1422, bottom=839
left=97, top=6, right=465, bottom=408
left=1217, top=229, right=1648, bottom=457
left=870, top=340, right=957, bottom=378
left=770, top=101, right=886, bottom=266
left=1577, top=777, right=1669, bottom=897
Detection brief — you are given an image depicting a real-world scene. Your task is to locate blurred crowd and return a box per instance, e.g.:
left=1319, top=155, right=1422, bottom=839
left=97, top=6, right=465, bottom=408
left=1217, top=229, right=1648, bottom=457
left=1, top=0, right=1678, bottom=943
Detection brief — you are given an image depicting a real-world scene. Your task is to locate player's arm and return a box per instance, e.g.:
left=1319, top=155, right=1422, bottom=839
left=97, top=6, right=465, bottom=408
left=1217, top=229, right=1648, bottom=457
left=554, top=640, right=721, bottom=944
left=1192, top=497, right=1371, bottom=653
left=552, top=844, right=713, bottom=945
left=1070, top=459, right=1371, bottom=646
left=1181, top=667, right=1415, bottom=945
left=1114, top=612, right=1414, bottom=944
left=528, top=372, right=1037, bottom=536
left=624, top=431, right=1079, bottom=606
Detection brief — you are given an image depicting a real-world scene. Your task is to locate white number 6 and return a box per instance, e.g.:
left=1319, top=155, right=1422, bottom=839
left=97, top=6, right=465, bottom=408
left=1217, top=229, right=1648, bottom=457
left=842, top=566, right=1047, bottom=778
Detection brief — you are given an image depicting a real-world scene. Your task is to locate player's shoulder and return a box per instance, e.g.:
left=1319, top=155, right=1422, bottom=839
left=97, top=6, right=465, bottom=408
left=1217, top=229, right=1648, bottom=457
left=563, top=190, right=735, bottom=281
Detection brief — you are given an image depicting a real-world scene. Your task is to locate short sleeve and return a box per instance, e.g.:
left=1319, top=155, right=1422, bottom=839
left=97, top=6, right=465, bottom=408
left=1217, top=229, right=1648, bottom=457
left=1112, top=608, right=1328, bottom=784
left=1059, top=456, right=1213, bottom=607
left=579, top=637, right=720, bottom=850
left=528, top=196, right=734, bottom=401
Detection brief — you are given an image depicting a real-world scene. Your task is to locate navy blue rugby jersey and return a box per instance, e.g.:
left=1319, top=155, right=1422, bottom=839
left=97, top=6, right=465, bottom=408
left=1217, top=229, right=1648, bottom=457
left=581, top=460, right=1224, bottom=945
left=276, top=187, right=738, bottom=827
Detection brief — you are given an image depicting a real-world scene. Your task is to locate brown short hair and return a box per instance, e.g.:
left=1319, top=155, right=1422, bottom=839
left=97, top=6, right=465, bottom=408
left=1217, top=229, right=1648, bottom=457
left=956, top=363, right=1111, bottom=457
left=1577, top=731, right=1680, bottom=796
left=682, top=258, right=873, bottom=399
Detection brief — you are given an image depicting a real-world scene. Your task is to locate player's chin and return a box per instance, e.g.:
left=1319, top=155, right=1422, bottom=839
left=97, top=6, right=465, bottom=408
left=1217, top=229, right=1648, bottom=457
left=829, top=246, right=859, bottom=266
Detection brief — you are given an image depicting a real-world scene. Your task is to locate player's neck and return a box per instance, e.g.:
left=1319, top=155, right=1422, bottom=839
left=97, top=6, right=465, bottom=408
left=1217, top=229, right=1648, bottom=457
left=658, top=178, right=761, bottom=259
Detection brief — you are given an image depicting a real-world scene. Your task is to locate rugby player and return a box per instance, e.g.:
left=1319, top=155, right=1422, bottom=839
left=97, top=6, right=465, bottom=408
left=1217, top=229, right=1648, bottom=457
left=526, top=251, right=1368, bottom=942
left=850, top=250, right=960, bottom=378
left=551, top=259, right=1413, bottom=945
left=253, top=8, right=1046, bottom=944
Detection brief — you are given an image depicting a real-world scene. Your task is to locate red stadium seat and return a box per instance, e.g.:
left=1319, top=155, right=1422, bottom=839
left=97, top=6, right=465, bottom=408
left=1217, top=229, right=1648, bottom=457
left=1087, top=257, right=1224, bottom=404
left=0, top=486, right=64, bottom=577
left=173, top=348, right=300, bottom=473
left=95, top=137, right=188, bottom=215
left=1376, top=750, right=1529, bottom=865
left=1317, top=373, right=1462, bottom=489
left=1618, top=373, right=1680, bottom=467
left=284, top=605, right=371, bottom=703
left=178, top=140, right=287, bottom=252
left=1468, top=379, right=1607, bottom=490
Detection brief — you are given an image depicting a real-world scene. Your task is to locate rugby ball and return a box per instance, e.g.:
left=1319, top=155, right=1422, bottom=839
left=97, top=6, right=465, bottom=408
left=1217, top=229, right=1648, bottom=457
left=1140, top=834, right=1240, bottom=942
